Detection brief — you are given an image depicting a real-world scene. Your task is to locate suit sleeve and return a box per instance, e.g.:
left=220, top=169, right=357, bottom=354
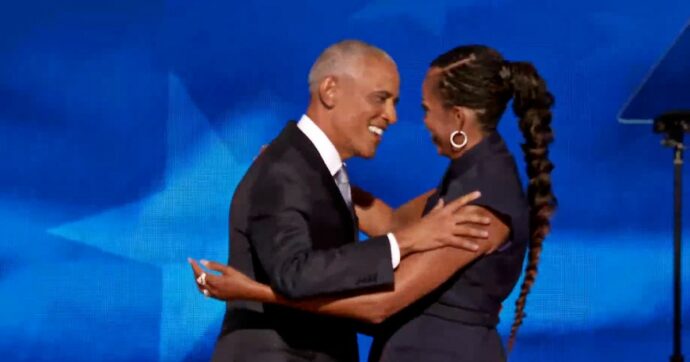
left=247, top=164, right=394, bottom=299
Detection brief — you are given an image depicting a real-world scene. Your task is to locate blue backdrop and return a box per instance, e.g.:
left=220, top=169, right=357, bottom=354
left=1, top=1, right=689, bottom=361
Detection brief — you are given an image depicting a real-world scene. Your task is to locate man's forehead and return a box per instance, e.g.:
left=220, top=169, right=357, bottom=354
left=358, top=62, right=399, bottom=82
left=360, top=76, right=399, bottom=96
left=342, top=55, right=399, bottom=94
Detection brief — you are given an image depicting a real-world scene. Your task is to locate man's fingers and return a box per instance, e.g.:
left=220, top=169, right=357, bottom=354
left=454, top=213, right=491, bottom=225
left=454, top=225, right=489, bottom=239
left=453, top=213, right=491, bottom=225
left=446, top=191, right=481, bottom=212
left=426, top=198, right=445, bottom=217
left=447, top=237, right=480, bottom=252
left=432, top=198, right=444, bottom=212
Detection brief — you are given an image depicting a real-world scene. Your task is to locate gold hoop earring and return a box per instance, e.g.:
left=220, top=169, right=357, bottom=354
left=450, top=130, right=468, bottom=149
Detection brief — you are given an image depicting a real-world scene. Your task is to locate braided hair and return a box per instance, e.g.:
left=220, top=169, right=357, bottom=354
left=430, top=45, right=557, bottom=350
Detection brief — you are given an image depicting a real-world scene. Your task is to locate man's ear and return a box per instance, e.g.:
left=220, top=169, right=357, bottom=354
left=318, top=76, right=338, bottom=109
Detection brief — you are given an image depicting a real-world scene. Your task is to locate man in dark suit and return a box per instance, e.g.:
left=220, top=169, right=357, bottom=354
left=199, top=40, right=486, bottom=362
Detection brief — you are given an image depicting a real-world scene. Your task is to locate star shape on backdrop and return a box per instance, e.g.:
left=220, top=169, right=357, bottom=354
left=48, top=73, right=278, bottom=361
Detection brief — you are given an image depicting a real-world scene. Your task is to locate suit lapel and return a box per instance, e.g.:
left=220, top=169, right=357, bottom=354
left=283, top=122, right=357, bottom=232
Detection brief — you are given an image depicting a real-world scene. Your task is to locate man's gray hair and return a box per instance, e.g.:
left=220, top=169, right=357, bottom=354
left=308, top=40, right=394, bottom=92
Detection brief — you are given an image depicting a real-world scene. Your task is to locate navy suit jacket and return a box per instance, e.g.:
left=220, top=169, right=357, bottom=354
left=215, top=121, right=394, bottom=361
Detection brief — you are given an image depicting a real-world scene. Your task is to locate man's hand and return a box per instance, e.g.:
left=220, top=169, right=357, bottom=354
left=393, top=191, right=491, bottom=257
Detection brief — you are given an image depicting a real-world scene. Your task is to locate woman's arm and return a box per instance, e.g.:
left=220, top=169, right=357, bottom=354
left=192, top=206, right=509, bottom=324
left=352, top=186, right=394, bottom=236
left=353, top=186, right=436, bottom=236
left=391, top=189, right=436, bottom=230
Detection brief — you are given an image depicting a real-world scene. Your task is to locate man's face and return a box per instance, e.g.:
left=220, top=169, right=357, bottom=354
left=331, top=56, right=400, bottom=159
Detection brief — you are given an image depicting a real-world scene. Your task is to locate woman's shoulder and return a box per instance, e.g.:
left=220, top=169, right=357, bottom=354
left=445, top=154, right=527, bottom=213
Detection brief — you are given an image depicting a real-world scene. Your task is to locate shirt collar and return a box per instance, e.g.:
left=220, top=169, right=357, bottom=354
left=297, top=114, right=343, bottom=176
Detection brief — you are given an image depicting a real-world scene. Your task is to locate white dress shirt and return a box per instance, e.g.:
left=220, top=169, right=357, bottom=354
left=297, top=115, right=401, bottom=269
